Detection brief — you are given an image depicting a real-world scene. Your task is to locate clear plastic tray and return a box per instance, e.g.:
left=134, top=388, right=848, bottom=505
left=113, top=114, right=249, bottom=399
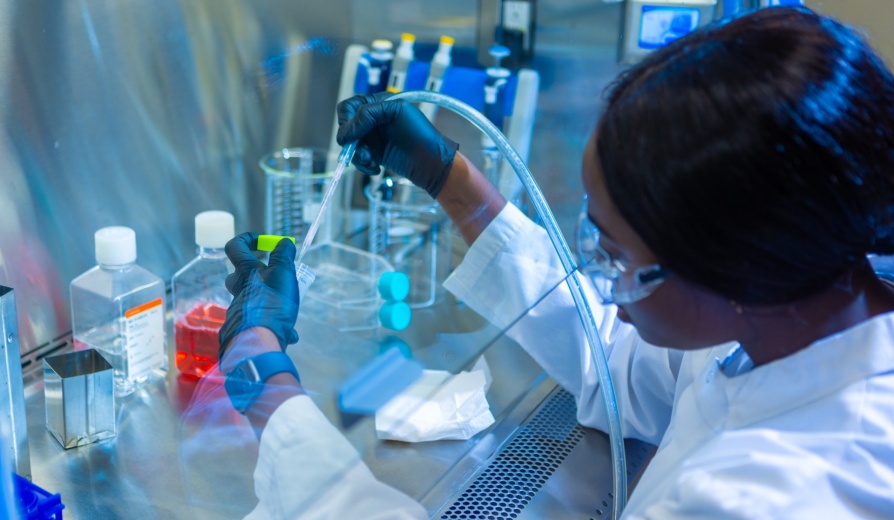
left=299, top=242, right=393, bottom=331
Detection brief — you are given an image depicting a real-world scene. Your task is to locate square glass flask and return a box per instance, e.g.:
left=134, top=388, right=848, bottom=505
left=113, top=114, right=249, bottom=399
left=44, top=349, right=117, bottom=449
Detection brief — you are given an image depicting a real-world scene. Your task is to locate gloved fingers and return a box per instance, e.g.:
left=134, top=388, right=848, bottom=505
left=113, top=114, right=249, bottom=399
left=225, top=270, right=249, bottom=296
left=267, top=237, right=297, bottom=270
left=225, top=232, right=263, bottom=272
left=336, top=95, right=374, bottom=144
left=352, top=145, right=382, bottom=176
left=336, top=93, right=392, bottom=133
left=336, top=93, right=379, bottom=130
left=336, top=97, right=398, bottom=146
left=262, top=240, right=300, bottom=306
left=224, top=233, right=264, bottom=296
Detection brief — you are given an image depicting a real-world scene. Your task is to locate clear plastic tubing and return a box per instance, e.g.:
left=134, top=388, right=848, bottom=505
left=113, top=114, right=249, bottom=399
left=389, top=90, right=628, bottom=517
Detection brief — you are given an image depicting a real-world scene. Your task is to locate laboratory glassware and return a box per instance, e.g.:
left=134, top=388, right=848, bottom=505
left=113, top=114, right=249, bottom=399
left=366, top=176, right=453, bottom=308
left=299, top=242, right=393, bottom=332
left=260, top=147, right=344, bottom=247
left=172, top=210, right=235, bottom=378
left=70, top=226, right=167, bottom=397
left=297, top=141, right=356, bottom=263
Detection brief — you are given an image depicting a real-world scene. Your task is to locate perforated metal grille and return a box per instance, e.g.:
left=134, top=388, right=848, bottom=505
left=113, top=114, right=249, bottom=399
left=439, top=389, right=584, bottom=520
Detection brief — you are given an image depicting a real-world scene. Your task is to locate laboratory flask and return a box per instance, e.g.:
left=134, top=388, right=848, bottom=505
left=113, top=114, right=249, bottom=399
left=260, top=147, right=344, bottom=246
left=366, top=177, right=452, bottom=308
left=70, top=226, right=167, bottom=397
left=172, top=211, right=235, bottom=379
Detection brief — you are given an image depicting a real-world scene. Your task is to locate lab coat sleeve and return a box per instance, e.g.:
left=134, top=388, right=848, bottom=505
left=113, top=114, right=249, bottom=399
left=443, top=203, right=682, bottom=444
left=246, top=395, right=428, bottom=520
left=627, top=438, right=874, bottom=520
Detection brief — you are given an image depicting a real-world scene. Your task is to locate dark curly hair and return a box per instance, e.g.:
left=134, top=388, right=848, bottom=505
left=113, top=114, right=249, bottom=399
left=596, top=7, right=894, bottom=305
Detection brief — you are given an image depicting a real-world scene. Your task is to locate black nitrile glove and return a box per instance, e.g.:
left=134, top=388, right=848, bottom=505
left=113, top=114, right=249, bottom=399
left=218, top=233, right=300, bottom=358
left=336, top=92, right=459, bottom=198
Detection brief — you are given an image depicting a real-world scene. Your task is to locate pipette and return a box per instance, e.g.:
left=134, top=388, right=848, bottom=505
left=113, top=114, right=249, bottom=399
left=296, top=141, right=357, bottom=263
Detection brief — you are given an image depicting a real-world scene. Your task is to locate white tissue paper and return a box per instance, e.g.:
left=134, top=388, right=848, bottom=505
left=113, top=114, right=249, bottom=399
left=375, top=357, right=494, bottom=442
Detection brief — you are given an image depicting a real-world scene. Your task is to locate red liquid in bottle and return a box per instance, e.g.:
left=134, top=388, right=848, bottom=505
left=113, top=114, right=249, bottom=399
left=175, top=302, right=227, bottom=379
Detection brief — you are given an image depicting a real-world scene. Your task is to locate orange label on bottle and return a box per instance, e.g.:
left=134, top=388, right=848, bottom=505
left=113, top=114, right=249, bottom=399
left=125, top=298, right=163, bottom=318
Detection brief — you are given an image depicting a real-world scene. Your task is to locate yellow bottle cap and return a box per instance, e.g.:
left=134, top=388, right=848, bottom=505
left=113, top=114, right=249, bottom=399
left=440, top=35, right=455, bottom=45
left=257, top=235, right=296, bottom=252
left=401, top=33, right=416, bottom=42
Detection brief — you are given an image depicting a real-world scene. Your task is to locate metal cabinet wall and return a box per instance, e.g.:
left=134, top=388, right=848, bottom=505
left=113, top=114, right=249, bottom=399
left=0, top=1, right=624, bottom=358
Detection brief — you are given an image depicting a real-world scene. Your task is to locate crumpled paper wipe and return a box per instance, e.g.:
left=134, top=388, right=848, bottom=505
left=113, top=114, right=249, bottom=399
left=375, top=357, right=494, bottom=442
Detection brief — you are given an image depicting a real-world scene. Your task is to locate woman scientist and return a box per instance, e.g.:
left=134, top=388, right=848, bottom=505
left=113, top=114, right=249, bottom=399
left=216, top=6, right=894, bottom=518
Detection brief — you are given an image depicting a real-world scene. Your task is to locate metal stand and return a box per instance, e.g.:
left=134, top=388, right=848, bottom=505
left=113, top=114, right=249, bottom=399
left=0, top=286, right=30, bottom=479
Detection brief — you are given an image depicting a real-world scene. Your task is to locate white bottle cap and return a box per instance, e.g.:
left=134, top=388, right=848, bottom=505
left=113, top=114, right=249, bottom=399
left=95, top=226, right=137, bottom=265
left=195, top=210, right=235, bottom=249
left=371, top=39, right=394, bottom=52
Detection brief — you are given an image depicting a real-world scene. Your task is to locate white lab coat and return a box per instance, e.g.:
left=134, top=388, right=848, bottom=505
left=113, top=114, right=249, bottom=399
left=251, top=203, right=894, bottom=519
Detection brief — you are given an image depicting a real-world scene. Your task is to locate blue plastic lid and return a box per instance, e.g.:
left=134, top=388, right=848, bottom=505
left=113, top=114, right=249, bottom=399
left=378, top=271, right=410, bottom=302
left=379, top=301, right=412, bottom=331
left=489, top=45, right=511, bottom=59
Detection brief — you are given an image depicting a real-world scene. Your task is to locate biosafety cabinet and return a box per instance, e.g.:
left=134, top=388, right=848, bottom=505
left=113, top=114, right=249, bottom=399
left=0, top=0, right=882, bottom=518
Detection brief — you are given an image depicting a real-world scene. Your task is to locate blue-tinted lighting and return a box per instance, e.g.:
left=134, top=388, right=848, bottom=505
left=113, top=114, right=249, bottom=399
left=639, top=6, right=701, bottom=50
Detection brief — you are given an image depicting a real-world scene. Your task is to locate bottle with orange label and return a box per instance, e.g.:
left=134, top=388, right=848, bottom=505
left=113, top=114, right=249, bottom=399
left=70, top=226, right=167, bottom=396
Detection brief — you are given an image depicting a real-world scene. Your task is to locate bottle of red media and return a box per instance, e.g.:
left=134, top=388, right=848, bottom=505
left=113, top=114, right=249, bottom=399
left=172, top=211, right=235, bottom=378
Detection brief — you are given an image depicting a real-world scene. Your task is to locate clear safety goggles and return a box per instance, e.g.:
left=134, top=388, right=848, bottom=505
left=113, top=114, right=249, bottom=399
left=575, top=198, right=670, bottom=305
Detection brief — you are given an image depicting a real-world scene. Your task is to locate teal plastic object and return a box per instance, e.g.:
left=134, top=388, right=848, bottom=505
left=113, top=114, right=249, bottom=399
left=379, top=335, right=412, bottom=358
left=378, top=272, right=410, bottom=302
left=379, top=301, right=412, bottom=331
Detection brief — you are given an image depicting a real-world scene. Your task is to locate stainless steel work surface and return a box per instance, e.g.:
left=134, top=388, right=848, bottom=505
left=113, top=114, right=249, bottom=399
left=22, top=294, right=623, bottom=519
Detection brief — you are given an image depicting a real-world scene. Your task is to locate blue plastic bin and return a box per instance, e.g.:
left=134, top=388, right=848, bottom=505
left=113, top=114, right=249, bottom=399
left=14, top=474, right=64, bottom=520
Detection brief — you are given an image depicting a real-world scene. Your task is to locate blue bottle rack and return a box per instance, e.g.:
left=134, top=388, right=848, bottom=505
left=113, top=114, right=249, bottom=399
left=14, top=474, right=64, bottom=520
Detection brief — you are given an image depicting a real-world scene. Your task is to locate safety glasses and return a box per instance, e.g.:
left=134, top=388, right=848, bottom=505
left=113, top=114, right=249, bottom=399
left=574, top=197, right=670, bottom=305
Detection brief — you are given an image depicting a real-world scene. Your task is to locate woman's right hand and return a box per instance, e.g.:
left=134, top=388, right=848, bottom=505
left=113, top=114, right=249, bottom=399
left=336, top=93, right=459, bottom=198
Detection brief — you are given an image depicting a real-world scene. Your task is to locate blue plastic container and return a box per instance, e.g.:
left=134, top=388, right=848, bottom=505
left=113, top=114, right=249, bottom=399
left=14, top=474, right=64, bottom=520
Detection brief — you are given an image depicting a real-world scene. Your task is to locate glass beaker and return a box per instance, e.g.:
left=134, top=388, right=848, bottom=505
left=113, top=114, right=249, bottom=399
left=365, top=177, right=453, bottom=308
left=259, top=147, right=344, bottom=245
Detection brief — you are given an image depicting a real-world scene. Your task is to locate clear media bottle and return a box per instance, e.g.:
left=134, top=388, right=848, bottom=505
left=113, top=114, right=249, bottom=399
left=172, top=211, right=235, bottom=379
left=70, top=226, right=167, bottom=397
